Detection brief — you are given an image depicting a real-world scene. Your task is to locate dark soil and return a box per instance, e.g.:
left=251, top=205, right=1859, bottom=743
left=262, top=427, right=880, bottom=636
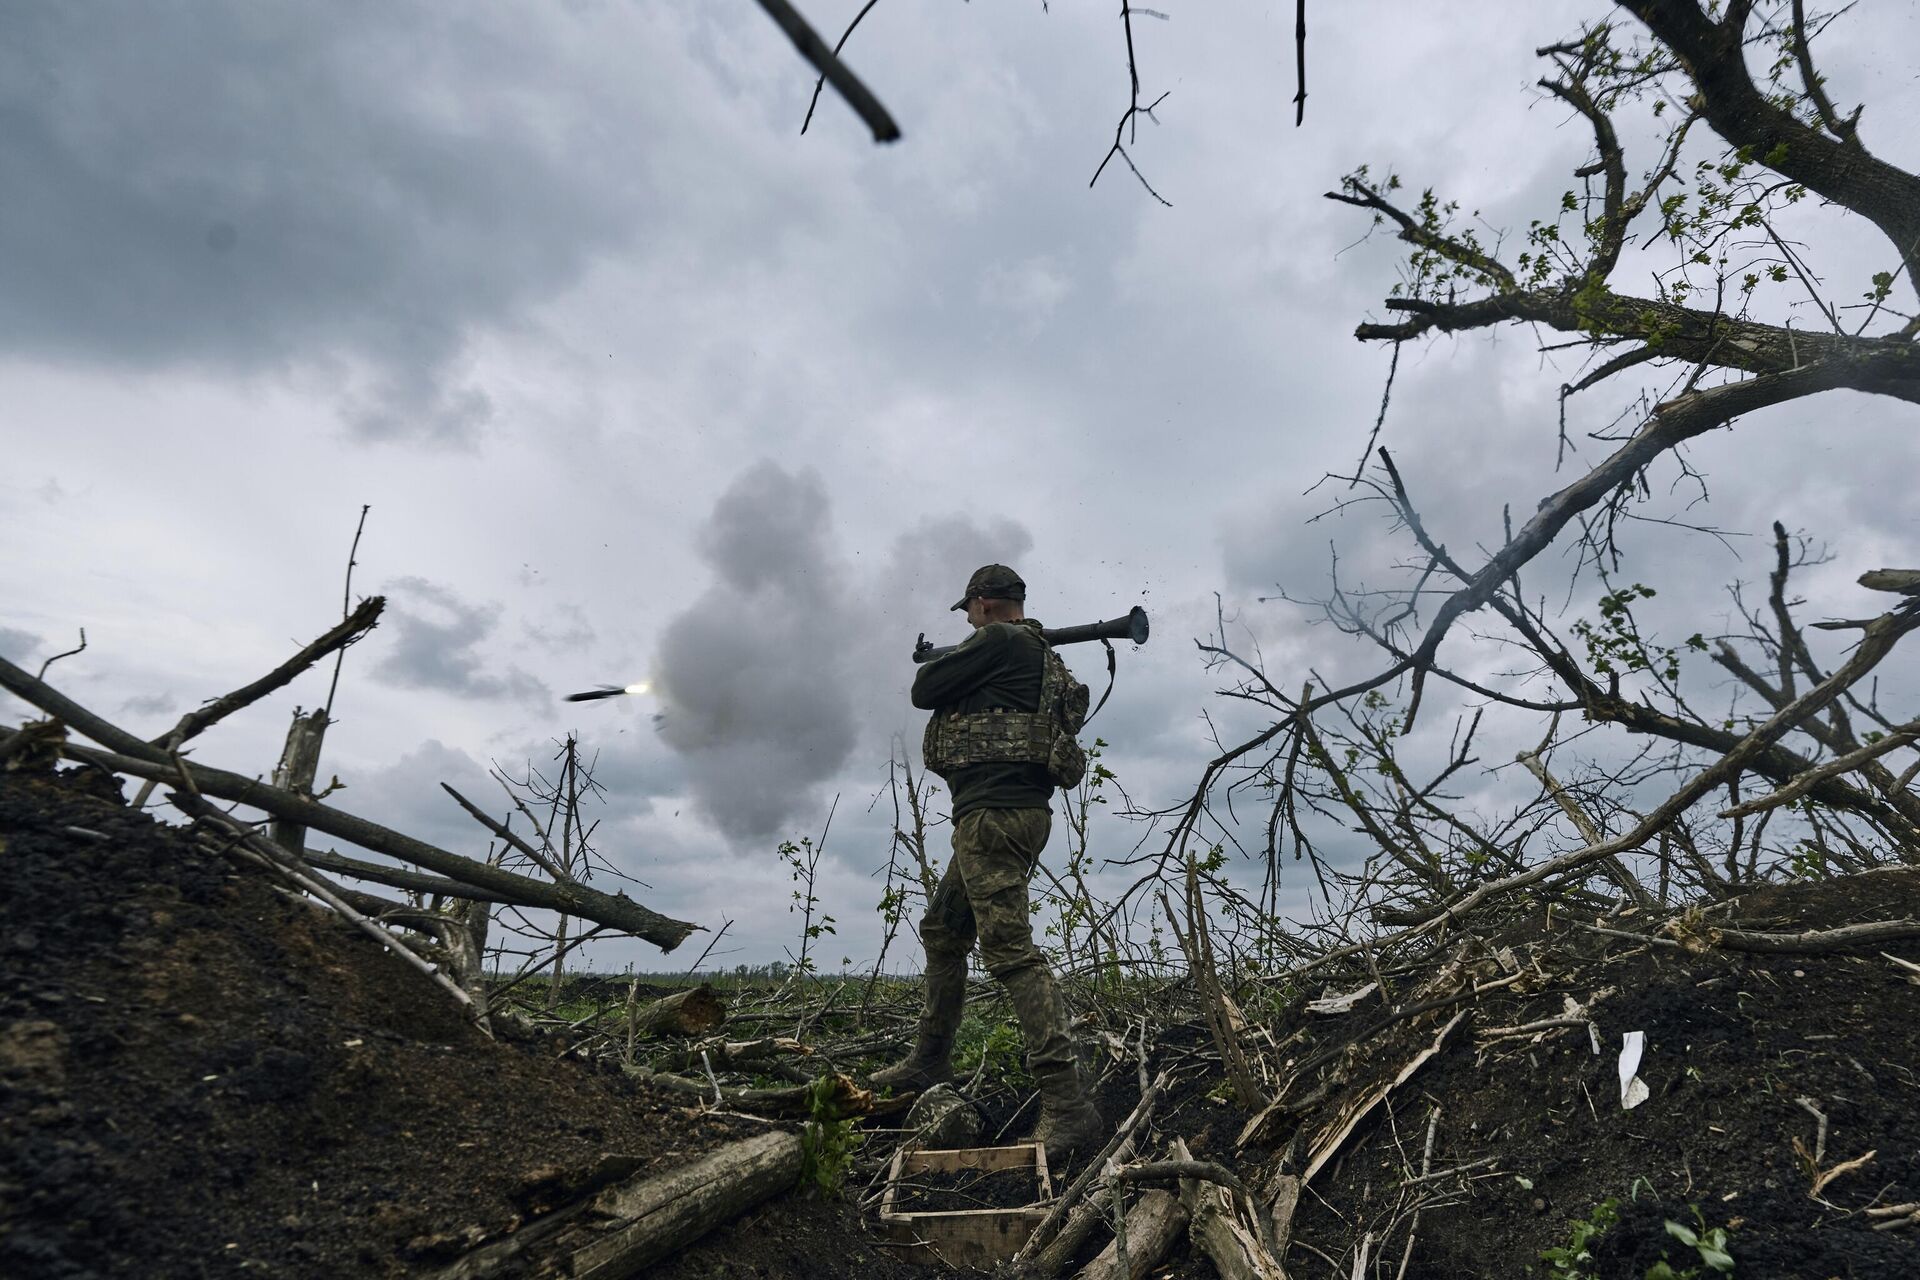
left=12, top=759, right=1915, bottom=1280
left=1279, top=873, right=1920, bottom=1280
left=894, top=1164, right=1040, bottom=1213
left=0, top=767, right=902, bottom=1280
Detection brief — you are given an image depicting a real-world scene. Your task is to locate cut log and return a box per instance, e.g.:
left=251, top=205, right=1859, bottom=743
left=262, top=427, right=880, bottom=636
left=1173, top=1137, right=1287, bottom=1280
left=630, top=985, right=727, bottom=1040
left=571, top=1130, right=804, bottom=1279
left=1077, top=1188, right=1188, bottom=1280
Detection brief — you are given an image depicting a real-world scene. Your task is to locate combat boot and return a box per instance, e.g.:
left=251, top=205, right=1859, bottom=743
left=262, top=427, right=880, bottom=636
left=1027, top=1062, right=1102, bottom=1167
left=870, top=956, right=965, bottom=1093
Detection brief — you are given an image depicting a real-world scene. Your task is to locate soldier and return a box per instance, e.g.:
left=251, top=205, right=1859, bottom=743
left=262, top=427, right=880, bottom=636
left=871, top=564, right=1101, bottom=1163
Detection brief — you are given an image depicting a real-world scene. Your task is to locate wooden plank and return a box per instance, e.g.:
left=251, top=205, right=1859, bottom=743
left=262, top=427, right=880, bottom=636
left=880, top=1143, right=1052, bottom=1268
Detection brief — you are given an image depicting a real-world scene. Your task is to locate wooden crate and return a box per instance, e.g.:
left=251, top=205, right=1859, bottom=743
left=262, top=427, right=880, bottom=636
left=877, top=1142, right=1054, bottom=1268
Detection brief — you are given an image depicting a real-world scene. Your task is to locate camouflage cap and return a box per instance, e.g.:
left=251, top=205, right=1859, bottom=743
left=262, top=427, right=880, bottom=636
left=952, top=564, right=1027, bottom=611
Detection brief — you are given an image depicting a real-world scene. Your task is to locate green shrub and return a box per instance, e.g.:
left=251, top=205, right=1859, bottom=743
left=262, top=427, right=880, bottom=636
left=799, top=1074, right=864, bottom=1198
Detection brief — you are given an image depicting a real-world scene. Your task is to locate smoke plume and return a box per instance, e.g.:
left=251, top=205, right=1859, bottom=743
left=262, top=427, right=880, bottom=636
left=653, top=461, right=1030, bottom=844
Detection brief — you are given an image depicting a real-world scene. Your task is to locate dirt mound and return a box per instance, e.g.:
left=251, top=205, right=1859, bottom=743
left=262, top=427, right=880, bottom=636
left=1267, top=875, right=1920, bottom=1279
left=12, top=760, right=1917, bottom=1280
left=0, top=768, right=776, bottom=1279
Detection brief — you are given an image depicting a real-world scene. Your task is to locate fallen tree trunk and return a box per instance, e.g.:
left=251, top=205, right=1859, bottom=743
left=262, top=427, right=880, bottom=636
left=571, top=1130, right=805, bottom=1279
left=631, top=985, right=727, bottom=1040
left=83, top=741, right=696, bottom=950
left=0, top=656, right=699, bottom=951
left=1077, top=1188, right=1188, bottom=1280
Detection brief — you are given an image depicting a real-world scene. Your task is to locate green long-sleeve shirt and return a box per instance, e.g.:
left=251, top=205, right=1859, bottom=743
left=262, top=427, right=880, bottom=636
left=912, top=619, right=1053, bottom=817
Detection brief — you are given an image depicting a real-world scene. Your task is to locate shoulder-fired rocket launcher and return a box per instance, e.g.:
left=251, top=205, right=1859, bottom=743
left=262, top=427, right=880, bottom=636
left=911, top=605, right=1149, bottom=663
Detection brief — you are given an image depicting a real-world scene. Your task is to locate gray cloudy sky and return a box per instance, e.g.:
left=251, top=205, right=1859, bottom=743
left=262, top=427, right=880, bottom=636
left=4, top=2, right=1917, bottom=970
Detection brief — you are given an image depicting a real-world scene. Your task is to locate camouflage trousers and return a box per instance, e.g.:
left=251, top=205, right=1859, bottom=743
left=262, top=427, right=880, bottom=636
left=918, top=807, right=1078, bottom=1079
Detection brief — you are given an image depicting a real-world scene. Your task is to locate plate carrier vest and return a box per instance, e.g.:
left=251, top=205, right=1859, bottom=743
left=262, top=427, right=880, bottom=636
left=922, top=631, right=1089, bottom=789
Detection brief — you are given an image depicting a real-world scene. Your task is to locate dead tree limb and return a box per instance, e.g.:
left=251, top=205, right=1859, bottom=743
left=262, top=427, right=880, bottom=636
left=169, top=778, right=489, bottom=1034
left=1517, top=745, right=1653, bottom=906
left=1016, top=1069, right=1171, bottom=1267
left=653, top=1037, right=812, bottom=1074
left=799, top=0, right=882, bottom=136
left=149, top=596, right=384, bottom=749
left=1718, top=720, right=1920, bottom=819
left=754, top=0, right=900, bottom=143
left=1164, top=873, right=1267, bottom=1110
left=1027, top=1071, right=1170, bottom=1277
left=33, top=628, right=87, bottom=681
left=621, top=1067, right=877, bottom=1120
left=1167, top=1137, right=1286, bottom=1280
left=0, top=654, right=699, bottom=950
left=1711, top=918, right=1920, bottom=954
left=125, top=597, right=384, bottom=810
left=70, top=741, right=699, bottom=950
left=442, top=781, right=574, bottom=884
left=298, top=846, right=534, bottom=908
left=1405, top=603, right=1920, bottom=927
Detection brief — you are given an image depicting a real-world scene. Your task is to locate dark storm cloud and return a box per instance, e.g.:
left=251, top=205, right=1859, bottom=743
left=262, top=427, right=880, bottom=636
left=333, top=739, right=499, bottom=862
left=654, top=463, right=1035, bottom=845
left=0, top=3, right=628, bottom=443
left=873, top=515, right=1034, bottom=612
left=370, top=576, right=548, bottom=704
left=0, top=627, right=39, bottom=663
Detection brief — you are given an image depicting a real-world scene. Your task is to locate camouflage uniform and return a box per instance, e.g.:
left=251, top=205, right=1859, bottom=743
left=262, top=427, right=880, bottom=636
left=919, top=808, right=1077, bottom=1080
left=874, top=566, right=1098, bottom=1161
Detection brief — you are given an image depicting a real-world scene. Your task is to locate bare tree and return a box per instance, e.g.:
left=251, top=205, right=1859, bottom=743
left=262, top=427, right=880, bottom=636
left=1158, top=0, right=1920, bottom=936
left=485, top=732, right=645, bottom=1008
